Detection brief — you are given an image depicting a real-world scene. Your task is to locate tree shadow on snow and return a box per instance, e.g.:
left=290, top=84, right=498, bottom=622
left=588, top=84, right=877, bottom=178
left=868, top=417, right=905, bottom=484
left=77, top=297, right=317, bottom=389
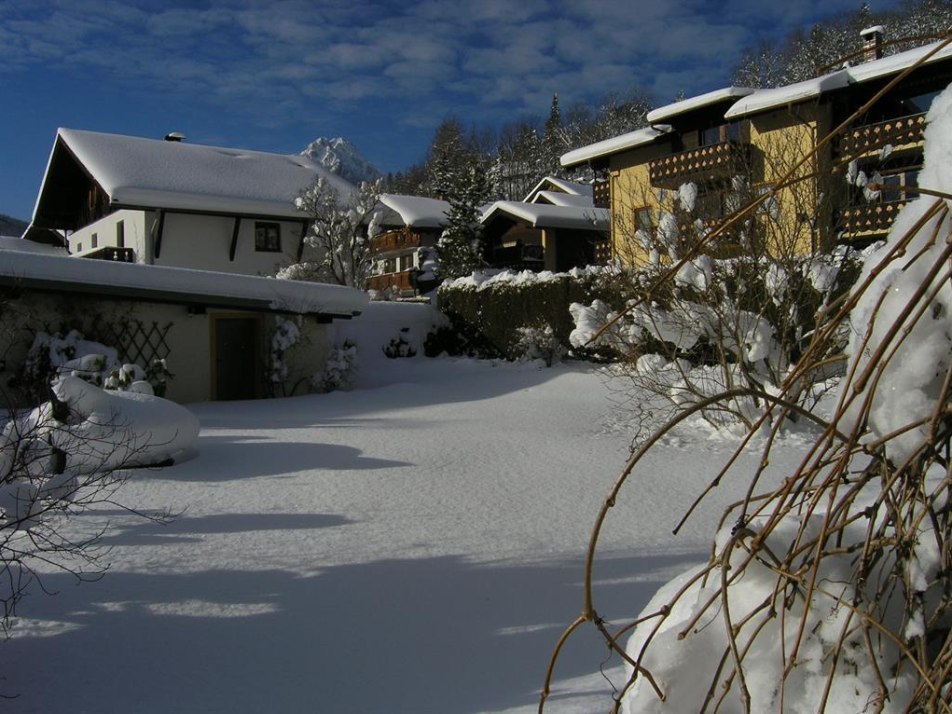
left=1, top=549, right=703, bottom=714
left=148, top=436, right=413, bottom=481
left=93, top=512, right=354, bottom=546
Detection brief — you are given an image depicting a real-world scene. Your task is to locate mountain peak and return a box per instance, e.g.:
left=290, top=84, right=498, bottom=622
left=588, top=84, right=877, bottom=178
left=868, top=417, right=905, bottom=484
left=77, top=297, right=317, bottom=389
left=300, top=137, right=382, bottom=186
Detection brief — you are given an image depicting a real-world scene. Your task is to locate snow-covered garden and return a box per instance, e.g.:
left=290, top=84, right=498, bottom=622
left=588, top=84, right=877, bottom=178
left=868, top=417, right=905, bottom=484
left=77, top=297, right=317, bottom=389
left=3, top=53, right=952, bottom=714
left=0, top=351, right=815, bottom=714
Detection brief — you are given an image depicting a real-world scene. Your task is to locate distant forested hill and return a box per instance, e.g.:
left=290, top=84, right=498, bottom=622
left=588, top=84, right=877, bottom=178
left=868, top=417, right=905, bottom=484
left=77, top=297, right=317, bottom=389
left=0, top=213, right=27, bottom=237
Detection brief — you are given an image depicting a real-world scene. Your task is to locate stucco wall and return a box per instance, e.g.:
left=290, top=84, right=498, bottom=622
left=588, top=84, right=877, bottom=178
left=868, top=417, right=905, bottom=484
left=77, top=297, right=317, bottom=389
left=0, top=291, right=334, bottom=406
left=68, top=210, right=314, bottom=276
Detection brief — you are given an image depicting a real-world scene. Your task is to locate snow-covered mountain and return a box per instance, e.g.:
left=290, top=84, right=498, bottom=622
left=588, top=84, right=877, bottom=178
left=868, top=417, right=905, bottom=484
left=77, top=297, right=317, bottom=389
left=300, top=137, right=382, bottom=186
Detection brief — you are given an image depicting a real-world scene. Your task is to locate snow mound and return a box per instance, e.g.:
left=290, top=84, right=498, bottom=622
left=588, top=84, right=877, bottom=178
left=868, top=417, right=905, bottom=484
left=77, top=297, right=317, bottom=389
left=19, top=376, right=200, bottom=474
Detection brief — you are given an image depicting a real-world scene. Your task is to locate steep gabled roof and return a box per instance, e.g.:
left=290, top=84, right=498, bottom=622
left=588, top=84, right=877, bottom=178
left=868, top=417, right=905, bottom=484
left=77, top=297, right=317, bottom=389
left=32, top=128, right=355, bottom=228
left=523, top=176, right=592, bottom=203
left=480, top=201, right=609, bottom=230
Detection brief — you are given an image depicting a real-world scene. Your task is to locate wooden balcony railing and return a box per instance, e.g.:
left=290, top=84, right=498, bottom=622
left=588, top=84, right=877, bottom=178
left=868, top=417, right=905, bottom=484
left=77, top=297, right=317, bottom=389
left=649, top=141, right=750, bottom=189
left=367, top=270, right=415, bottom=293
left=593, top=238, right=612, bottom=264
left=371, top=229, right=423, bottom=254
left=838, top=199, right=906, bottom=238
left=839, top=113, right=926, bottom=158
left=592, top=180, right=610, bottom=208
left=83, top=246, right=136, bottom=262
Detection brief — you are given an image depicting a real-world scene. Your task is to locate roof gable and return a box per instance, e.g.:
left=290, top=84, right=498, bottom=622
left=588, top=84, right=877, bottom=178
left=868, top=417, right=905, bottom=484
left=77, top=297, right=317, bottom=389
left=33, top=128, right=356, bottom=228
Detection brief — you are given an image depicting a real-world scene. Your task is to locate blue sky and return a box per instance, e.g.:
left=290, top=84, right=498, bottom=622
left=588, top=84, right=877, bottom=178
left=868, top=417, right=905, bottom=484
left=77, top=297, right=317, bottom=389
left=0, top=0, right=902, bottom=222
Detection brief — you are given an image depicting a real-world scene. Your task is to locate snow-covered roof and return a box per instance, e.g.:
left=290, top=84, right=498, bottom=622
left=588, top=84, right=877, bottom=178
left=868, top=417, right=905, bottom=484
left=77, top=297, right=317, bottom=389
left=523, top=176, right=592, bottom=203
left=480, top=201, right=610, bottom=230
left=377, top=194, right=450, bottom=229
left=0, top=236, right=67, bottom=256
left=36, top=128, right=355, bottom=222
left=724, top=71, right=851, bottom=119
left=726, top=39, right=952, bottom=119
left=646, top=87, right=756, bottom=124
left=560, top=126, right=670, bottom=168
left=0, top=247, right=367, bottom=318
left=532, top=191, right=594, bottom=208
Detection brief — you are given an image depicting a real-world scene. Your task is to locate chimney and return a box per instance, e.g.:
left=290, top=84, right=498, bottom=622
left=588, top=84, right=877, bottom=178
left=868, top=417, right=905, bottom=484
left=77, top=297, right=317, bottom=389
left=164, top=132, right=186, bottom=142
left=860, top=25, right=885, bottom=63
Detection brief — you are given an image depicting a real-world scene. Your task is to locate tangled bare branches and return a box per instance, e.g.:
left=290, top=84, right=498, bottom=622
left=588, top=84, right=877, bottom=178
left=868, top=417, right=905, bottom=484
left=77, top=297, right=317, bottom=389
left=542, top=36, right=952, bottom=714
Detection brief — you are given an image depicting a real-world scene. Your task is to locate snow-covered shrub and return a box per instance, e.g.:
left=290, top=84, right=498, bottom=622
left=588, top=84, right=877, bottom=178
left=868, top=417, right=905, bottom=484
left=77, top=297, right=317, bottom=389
left=269, top=316, right=301, bottom=384
left=570, top=251, right=856, bottom=430
left=314, top=340, right=357, bottom=392
left=509, top=325, right=566, bottom=367
left=437, top=265, right=629, bottom=359
left=383, top=328, right=417, bottom=359
left=1, top=376, right=196, bottom=630
left=544, top=81, right=952, bottom=714
left=22, top=330, right=173, bottom=401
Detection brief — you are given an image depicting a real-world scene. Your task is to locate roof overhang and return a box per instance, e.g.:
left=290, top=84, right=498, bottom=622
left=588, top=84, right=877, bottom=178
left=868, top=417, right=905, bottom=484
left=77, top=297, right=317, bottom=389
left=0, top=250, right=368, bottom=320
left=560, top=126, right=670, bottom=168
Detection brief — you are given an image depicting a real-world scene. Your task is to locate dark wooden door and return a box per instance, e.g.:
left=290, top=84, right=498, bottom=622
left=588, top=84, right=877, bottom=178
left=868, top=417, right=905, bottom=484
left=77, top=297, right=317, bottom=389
left=214, top=317, right=259, bottom=400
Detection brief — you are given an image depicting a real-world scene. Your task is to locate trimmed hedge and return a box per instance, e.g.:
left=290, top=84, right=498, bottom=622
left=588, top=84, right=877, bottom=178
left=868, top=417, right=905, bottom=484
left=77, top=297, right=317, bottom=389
left=434, top=269, right=630, bottom=357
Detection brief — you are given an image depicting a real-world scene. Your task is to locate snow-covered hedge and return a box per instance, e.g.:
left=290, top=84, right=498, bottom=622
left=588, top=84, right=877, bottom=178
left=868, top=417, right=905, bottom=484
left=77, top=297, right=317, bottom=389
left=436, top=265, right=630, bottom=358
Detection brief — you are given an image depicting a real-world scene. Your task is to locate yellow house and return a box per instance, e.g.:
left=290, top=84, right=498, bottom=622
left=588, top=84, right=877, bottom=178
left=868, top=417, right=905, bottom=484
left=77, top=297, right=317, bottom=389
left=561, top=30, right=952, bottom=266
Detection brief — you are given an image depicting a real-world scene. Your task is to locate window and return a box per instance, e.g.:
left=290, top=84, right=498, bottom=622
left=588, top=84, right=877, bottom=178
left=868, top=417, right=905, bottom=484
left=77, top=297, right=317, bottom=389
left=254, top=222, right=281, bottom=252
left=116, top=220, right=125, bottom=248
left=399, top=254, right=413, bottom=271
left=634, top=207, right=654, bottom=236
left=383, top=257, right=396, bottom=274
left=91, top=233, right=98, bottom=249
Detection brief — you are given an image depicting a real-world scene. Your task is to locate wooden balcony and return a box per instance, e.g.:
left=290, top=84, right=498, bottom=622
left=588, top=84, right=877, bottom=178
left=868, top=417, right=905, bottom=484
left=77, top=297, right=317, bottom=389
left=838, top=200, right=906, bottom=239
left=593, top=237, right=611, bottom=264
left=83, top=246, right=136, bottom=262
left=367, top=270, right=415, bottom=293
left=839, top=113, right=926, bottom=158
left=649, top=141, right=750, bottom=189
left=371, top=229, right=423, bottom=255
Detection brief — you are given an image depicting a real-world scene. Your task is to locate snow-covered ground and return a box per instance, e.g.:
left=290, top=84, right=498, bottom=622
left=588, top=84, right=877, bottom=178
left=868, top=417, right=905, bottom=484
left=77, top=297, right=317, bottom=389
left=1, top=354, right=811, bottom=714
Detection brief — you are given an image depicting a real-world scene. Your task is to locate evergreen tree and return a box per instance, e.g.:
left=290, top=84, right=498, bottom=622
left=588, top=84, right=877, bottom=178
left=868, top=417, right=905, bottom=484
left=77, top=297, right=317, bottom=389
left=437, top=162, right=493, bottom=278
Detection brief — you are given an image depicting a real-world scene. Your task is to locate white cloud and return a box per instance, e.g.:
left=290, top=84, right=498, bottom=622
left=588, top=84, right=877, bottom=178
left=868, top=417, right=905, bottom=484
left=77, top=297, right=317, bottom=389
left=2, top=0, right=905, bottom=142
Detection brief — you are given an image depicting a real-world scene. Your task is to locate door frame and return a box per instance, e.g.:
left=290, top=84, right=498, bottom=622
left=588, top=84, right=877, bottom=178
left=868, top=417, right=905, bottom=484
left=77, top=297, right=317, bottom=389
left=209, top=312, right=264, bottom=401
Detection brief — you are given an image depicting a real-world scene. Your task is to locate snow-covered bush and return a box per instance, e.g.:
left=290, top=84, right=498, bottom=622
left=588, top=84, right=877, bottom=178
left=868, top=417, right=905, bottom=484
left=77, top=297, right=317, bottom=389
left=570, top=251, right=856, bottom=430
left=313, top=340, right=357, bottom=392
left=509, top=325, right=566, bottom=367
left=22, top=330, right=173, bottom=400
left=269, top=316, right=301, bottom=384
left=437, top=264, right=629, bottom=359
left=1, top=376, right=197, bottom=630
left=383, top=328, right=417, bottom=359
left=543, top=81, right=952, bottom=714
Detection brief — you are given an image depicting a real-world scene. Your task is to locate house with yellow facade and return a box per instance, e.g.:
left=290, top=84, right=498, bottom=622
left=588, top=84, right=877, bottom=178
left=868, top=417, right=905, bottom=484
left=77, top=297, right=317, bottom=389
left=561, top=30, right=952, bottom=266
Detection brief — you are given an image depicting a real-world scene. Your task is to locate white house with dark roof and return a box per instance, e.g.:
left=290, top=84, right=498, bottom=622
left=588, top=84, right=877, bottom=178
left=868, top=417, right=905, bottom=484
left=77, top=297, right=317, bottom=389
left=26, top=128, right=355, bottom=275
